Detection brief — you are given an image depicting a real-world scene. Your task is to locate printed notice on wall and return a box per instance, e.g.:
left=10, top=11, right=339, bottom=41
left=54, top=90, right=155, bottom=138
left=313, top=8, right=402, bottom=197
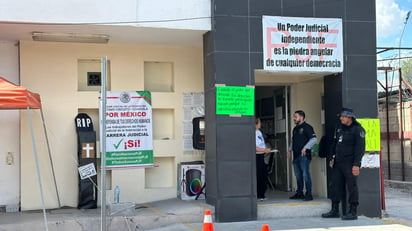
left=103, top=91, right=154, bottom=169
left=262, top=16, right=343, bottom=72
left=182, top=93, right=205, bottom=122
left=275, top=119, right=286, bottom=134
left=182, top=92, right=205, bottom=151
left=361, top=153, right=380, bottom=168
left=357, top=118, right=380, bottom=152
left=216, top=86, right=254, bottom=116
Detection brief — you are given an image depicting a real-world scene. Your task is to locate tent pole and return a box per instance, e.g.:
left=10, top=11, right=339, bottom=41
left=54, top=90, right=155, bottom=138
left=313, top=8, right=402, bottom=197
left=27, top=107, right=49, bottom=231
left=40, top=108, right=61, bottom=208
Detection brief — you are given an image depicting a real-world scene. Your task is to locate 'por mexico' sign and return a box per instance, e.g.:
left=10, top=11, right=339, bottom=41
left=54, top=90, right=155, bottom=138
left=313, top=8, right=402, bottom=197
left=103, top=91, right=153, bottom=169
left=263, top=16, right=343, bottom=72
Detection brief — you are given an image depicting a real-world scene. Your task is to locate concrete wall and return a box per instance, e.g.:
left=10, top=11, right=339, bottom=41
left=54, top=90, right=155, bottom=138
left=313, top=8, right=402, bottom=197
left=0, top=0, right=210, bottom=30
left=19, top=40, right=204, bottom=210
left=379, top=103, right=412, bottom=181
left=379, top=103, right=411, bottom=134
left=381, top=140, right=412, bottom=181
left=0, top=41, right=20, bottom=208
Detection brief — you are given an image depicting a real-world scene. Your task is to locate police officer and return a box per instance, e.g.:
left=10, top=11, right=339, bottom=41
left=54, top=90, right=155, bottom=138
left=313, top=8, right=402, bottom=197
left=322, top=108, right=365, bottom=220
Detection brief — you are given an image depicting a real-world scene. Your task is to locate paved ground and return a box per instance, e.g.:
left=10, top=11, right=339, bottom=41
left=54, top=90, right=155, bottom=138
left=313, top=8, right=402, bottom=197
left=148, top=187, right=412, bottom=231
left=0, top=185, right=411, bottom=231
left=381, top=186, right=412, bottom=226
left=149, top=219, right=411, bottom=231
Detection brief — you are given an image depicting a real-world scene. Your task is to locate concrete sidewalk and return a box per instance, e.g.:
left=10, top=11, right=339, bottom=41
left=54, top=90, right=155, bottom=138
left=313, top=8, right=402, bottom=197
left=0, top=199, right=212, bottom=231
left=148, top=218, right=412, bottom=231
left=0, top=188, right=411, bottom=231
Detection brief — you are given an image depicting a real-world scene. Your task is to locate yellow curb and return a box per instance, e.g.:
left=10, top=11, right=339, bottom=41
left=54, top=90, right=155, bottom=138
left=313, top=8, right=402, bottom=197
left=143, top=203, right=165, bottom=216
left=380, top=218, right=410, bottom=225
left=183, top=222, right=201, bottom=231
left=188, top=201, right=211, bottom=210
left=258, top=201, right=329, bottom=207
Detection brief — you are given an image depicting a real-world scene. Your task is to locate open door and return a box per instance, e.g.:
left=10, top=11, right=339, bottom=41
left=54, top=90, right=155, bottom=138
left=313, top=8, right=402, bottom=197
left=255, top=86, right=292, bottom=192
left=272, top=86, right=291, bottom=191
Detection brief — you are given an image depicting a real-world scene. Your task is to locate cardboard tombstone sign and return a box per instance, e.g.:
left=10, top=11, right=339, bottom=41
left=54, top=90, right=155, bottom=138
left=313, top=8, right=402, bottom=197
left=75, top=113, right=98, bottom=209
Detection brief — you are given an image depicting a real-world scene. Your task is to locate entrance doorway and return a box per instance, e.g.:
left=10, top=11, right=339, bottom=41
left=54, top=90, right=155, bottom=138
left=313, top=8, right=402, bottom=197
left=255, top=72, right=327, bottom=200
left=256, top=86, right=291, bottom=192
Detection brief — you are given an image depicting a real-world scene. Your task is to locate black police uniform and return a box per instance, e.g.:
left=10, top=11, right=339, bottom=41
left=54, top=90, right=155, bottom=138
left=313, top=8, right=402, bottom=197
left=331, top=120, right=365, bottom=204
left=328, top=120, right=365, bottom=219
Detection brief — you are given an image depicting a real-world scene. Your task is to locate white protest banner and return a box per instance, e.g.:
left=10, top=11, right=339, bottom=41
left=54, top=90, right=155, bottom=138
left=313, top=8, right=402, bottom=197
left=263, top=16, right=343, bottom=72
left=78, top=163, right=97, bottom=180
left=104, top=91, right=153, bottom=169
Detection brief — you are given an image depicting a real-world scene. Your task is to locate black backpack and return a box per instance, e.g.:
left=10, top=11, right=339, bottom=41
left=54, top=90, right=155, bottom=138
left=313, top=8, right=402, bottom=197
left=318, top=135, right=328, bottom=158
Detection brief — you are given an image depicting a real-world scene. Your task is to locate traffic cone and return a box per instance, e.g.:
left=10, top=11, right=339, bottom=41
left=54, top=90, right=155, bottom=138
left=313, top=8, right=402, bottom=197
left=261, top=224, right=270, bottom=231
left=202, top=209, right=214, bottom=231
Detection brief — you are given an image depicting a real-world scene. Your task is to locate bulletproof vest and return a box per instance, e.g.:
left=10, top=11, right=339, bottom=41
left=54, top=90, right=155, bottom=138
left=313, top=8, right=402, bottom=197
left=292, top=122, right=314, bottom=159
left=335, top=124, right=359, bottom=162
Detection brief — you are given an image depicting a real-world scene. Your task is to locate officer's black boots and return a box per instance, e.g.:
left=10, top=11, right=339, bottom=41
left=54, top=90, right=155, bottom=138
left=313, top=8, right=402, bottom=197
left=342, top=204, right=358, bottom=220
left=321, top=202, right=340, bottom=218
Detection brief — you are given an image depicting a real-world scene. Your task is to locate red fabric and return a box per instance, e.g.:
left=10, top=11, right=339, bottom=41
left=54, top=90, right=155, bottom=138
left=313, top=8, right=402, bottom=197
left=0, top=77, right=41, bottom=109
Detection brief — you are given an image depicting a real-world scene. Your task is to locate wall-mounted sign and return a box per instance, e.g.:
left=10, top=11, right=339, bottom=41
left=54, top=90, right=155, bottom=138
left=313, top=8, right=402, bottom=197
left=357, top=118, right=380, bottom=152
left=263, top=16, right=343, bottom=72
left=104, top=91, right=153, bottom=169
left=216, top=86, right=254, bottom=116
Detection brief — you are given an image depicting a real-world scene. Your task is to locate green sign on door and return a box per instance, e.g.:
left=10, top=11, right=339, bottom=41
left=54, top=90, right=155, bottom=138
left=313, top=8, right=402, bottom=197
left=216, top=86, right=254, bottom=116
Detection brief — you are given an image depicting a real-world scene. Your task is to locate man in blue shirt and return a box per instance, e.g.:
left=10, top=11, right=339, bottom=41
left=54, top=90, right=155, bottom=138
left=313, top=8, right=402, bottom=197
left=288, top=110, right=317, bottom=201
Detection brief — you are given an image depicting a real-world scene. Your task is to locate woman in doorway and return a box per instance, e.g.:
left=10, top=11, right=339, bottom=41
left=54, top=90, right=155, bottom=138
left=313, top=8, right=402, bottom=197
left=256, top=118, right=271, bottom=201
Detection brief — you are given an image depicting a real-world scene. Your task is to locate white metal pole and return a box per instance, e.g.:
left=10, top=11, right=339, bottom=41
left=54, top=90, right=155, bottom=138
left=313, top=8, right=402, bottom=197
left=40, top=108, right=61, bottom=208
left=100, top=57, right=108, bottom=231
left=27, top=107, right=49, bottom=231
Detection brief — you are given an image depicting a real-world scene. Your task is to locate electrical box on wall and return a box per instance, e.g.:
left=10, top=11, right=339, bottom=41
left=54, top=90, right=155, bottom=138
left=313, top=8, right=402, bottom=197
left=6, top=152, right=13, bottom=165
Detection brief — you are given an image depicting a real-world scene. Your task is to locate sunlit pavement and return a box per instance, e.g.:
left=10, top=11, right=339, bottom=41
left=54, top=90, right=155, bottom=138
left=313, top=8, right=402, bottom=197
left=0, top=187, right=410, bottom=231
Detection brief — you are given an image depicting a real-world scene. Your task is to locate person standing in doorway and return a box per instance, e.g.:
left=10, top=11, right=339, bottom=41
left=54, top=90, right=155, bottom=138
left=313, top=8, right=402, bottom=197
left=288, top=110, right=317, bottom=201
left=322, top=108, right=365, bottom=220
left=256, top=118, right=271, bottom=201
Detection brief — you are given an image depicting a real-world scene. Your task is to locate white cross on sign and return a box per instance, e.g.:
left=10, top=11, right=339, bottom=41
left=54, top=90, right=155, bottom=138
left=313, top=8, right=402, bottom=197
left=82, top=143, right=95, bottom=158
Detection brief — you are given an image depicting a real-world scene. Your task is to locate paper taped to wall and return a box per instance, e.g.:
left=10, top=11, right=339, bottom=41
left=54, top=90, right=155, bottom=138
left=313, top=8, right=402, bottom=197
left=361, top=153, right=380, bottom=168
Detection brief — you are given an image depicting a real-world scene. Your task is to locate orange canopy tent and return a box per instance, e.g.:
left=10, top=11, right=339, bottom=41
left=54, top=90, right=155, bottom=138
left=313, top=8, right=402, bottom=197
left=0, top=77, right=41, bottom=109
left=0, top=77, right=59, bottom=230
